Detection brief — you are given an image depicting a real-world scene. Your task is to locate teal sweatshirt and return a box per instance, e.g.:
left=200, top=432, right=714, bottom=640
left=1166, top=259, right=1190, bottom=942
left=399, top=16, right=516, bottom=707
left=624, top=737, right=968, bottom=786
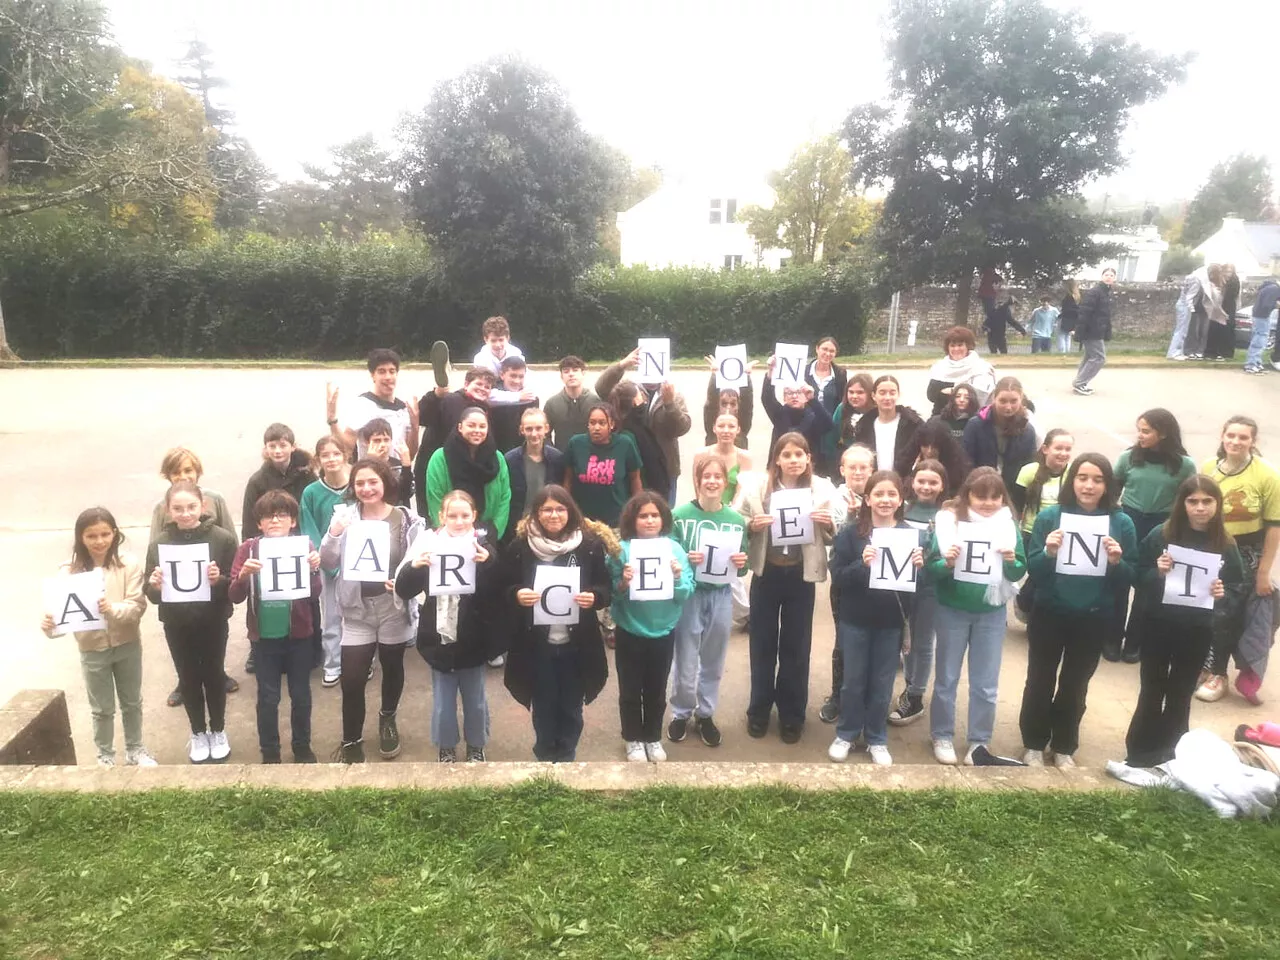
left=299, top=477, right=346, bottom=577
left=926, top=517, right=1027, bottom=612
left=607, top=538, right=695, bottom=637
left=1027, top=505, right=1138, bottom=614
left=671, top=500, right=748, bottom=592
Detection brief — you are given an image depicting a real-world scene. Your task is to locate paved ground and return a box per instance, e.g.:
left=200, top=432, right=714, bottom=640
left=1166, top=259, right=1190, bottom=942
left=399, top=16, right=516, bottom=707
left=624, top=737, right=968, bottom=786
left=1, top=362, right=1273, bottom=769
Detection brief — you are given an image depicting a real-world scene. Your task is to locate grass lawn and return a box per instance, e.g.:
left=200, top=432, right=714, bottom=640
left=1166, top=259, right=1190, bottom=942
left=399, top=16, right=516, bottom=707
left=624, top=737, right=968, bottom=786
left=2, top=784, right=1278, bottom=959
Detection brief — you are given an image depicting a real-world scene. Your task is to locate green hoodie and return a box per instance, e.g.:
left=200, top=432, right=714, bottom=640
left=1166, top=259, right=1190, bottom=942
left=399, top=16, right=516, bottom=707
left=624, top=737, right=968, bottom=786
left=671, top=500, right=748, bottom=592
left=926, top=517, right=1027, bottom=612
left=1027, top=505, right=1137, bottom=614
left=607, top=538, right=696, bottom=637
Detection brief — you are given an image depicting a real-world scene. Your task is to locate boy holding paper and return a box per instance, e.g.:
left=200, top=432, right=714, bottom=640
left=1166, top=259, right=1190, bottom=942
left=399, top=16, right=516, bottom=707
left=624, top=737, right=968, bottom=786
left=228, top=491, right=323, bottom=764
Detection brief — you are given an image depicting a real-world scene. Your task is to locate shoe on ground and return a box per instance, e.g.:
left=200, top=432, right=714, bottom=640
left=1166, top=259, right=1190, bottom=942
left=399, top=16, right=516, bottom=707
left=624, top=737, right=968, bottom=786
left=439, top=747, right=457, bottom=764
left=828, top=736, right=853, bottom=762
left=1271, top=361, right=1280, bottom=372
left=244, top=650, right=256, bottom=675
left=292, top=746, right=318, bottom=763
left=625, top=740, right=647, bottom=762
left=466, top=744, right=486, bottom=763
left=378, top=711, right=401, bottom=759
left=1170, top=353, right=1187, bottom=361
left=97, top=754, right=115, bottom=768
left=645, top=741, right=667, bottom=762
left=697, top=716, right=722, bottom=748
left=818, top=696, right=840, bottom=724
left=1245, top=365, right=1266, bottom=375
left=1053, top=752, right=1076, bottom=769
left=125, top=746, right=158, bottom=767
left=1101, top=639, right=1122, bottom=663
left=746, top=714, right=768, bottom=739
left=1022, top=748, right=1045, bottom=767
left=963, top=743, right=982, bottom=766
left=1121, top=644, right=1141, bottom=664
left=188, top=731, right=211, bottom=764
left=888, top=690, right=925, bottom=726
left=322, top=669, right=340, bottom=687
left=166, top=685, right=184, bottom=708
left=667, top=716, right=688, bottom=742
left=1214, top=356, right=1226, bottom=362
left=487, top=655, right=505, bottom=668
left=224, top=674, right=239, bottom=694
left=779, top=723, right=802, bottom=744
left=1072, top=384, right=1094, bottom=396
left=208, top=730, right=231, bottom=762
left=262, top=750, right=282, bottom=764
left=868, top=744, right=893, bottom=766
left=1195, top=674, right=1228, bottom=702
left=932, top=739, right=958, bottom=765
left=334, top=740, right=365, bottom=764
left=1235, top=668, right=1264, bottom=705
left=430, top=340, right=451, bottom=388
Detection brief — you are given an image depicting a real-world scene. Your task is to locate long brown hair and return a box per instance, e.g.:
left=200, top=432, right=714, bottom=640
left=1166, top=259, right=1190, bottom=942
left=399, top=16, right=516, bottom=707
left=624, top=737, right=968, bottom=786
left=946, top=467, right=1012, bottom=521
left=990, top=376, right=1029, bottom=437
left=1216, top=415, right=1261, bottom=460
left=765, top=431, right=813, bottom=501
left=70, top=507, right=125, bottom=573
left=1164, top=475, right=1233, bottom=554
left=856, top=470, right=906, bottom=537
left=1023, top=428, right=1073, bottom=518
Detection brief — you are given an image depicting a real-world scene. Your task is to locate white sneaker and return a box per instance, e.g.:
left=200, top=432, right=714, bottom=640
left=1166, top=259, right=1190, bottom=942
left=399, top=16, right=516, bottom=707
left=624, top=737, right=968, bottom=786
left=208, top=730, right=231, bottom=762
left=932, top=739, right=958, bottom=765
left=487, top=655, right=505, bottom=668
left=96, top=754, right=115, bottom=768
left=645, top=741, right=667, bottom=762
left=322, top=668, right=341, bottom=687
left=1021, top=748, right=1044, bottom=767
left=188, top=732, right=211, bottom=764
left=126, top=746, right=158, bottom=767
left=963, top=744, right=982, bottom=766
left=625, top=740, right=647, bottom=762
left=1170, top=353, right=1187, bottom=361
left=1053, top=752, right=1076, bottom=769
left=868, top=744, right=893, bottom=766
left=828, top=736, right=853, bottom=762
left=1271, top=361, right=1280, bottom=372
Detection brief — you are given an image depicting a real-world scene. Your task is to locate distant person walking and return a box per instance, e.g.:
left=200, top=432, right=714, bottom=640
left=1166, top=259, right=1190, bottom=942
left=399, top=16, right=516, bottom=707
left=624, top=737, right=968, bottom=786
left=982, top=294, right=1025, bottom=355
left=1028, top=296, right=1058, bottom=354
left=1071, top=267, right=1115, bottom=396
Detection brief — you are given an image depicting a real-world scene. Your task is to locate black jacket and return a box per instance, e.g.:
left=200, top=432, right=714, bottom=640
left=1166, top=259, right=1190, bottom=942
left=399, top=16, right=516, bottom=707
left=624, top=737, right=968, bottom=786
left=240, top=450, right=315, bottom=541
left=804, top=364, right=847, bottom=420
left=1059, top=294, right=1079, bottom=333
left=144, top=516, right=239, bottom=627
left=1075, top=284, right=1113, bottom=341
left=850, top=404, right=925, bottom=478
left=415, top=390, right=490, bottom=515
left=760, top=375, right=834, bottom=454
left=505, top=445, right=566, bottom=530
left=396, top=530, right=502, bottom=672
left=962, top=410, right=1038, bottom=497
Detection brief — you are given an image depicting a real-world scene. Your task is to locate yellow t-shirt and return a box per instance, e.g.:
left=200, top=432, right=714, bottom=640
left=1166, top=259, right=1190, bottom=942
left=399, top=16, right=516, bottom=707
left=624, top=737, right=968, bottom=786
left=1015, top=461, right=1063, bottom=533
left=1201, top=456, right=1280, bottom=538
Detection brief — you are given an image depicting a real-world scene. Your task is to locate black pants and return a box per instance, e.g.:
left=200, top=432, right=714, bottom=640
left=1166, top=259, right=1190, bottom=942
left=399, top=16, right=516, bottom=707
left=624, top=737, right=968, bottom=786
left=828, top=582, right=843, bottom=700
left=531, top=640, right=585, bottom=762
left=1204, top=320, right=1234, bottom=360
left=748, top=563, right=816, bottom=728
left=255, top=635, right=313, bottom=754
left=1015, top=531, right=1036, bottom=613
left=164, top=619, right=229, bottom=735
left=986, top=329, right=1008, bottom=354
left=1125, top=616, right=1211, bottom=767
left=614, top=627, right=676, bottom=742
left=1019, top=607, right=1107, bottom=755
left=339, top=643, right=406, bottom=743
left=1113, top=508, right=1167, bottom=652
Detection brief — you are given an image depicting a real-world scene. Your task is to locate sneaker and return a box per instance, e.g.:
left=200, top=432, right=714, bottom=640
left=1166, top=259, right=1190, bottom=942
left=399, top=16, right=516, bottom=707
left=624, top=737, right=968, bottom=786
left=828, top=736, right=853, bottom=762
left=625, top=740, right=647, bottom=762
left=1053, top=752, right=1076, bottom=769
left=487, top=655, right=505, bottom=668
left=1170, top=353, right=1188, bottom=361
left=465, top=744, right=486, bottom=763
left=378, top=711, right=401, bottom=759
left=188, top=732, right=211, bottom=764
left=1195, top=674, right=1227, bottom=702
left=262, top=750, right=282, bottom=764
left=645, top=741, right=667, bottom=762
left=439, top=747, right=457, bottom=764
left=96, top=754, right=115, bottom=768
left=868, top=744, right=893, bottom=766
left=696, top=716, right=722, bottom=748
left=779, top=723, right=802, bottom=744
left=963, top=743, right=982, bottom=766
left=667, top=716, right=688, bottom=742
left=1121, top=643, right=1141, bottom=664
left=207, top=730, right=231, bottom=762
left=887, top=691, right=925, bottom=726
left=1235, top=668, right=1264, bottom=705
left=818, top=696, right=840, bottom=724
left=292, top=746, right=318, bottom=763
left=746, top=714, right=768, bottom=739
left=224, top=674, right=239, bottom=694
left=430, top=340, right=451, bottom=388
left=125, top=746, right=158, bottom=767
left=1214, top=356, right=1227, bottom=362
left=334, top=740, right=365, bottom=764
left=1245, top=365, right=1265, bottom=375
left=1101, top=638, right=1122, bottom=663
left=244, top=649, right=256, bottom=674
left=1271, top=361, right=1280, bottom=372
left=166, top=685, right=184, bottom=707
left=932, top=739, right=958, bottom=765
left=322, top=669, right=341, bottom=687
left=1072, top=384, right=1094, bottom=396
left=1021, top=748, right=1044, bottom=767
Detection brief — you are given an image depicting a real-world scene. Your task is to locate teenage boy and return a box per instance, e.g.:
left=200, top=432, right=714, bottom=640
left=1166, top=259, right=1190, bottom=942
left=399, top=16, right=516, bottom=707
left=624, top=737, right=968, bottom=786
left=413, top=367, right=496, bottom=516
left=472, top=315, right=524, bottom=377
left=506, top=408, right=566, bottom=529
left=544, top=355, right=600, bottom=451
left=1028, top=296, right=1058, bottom=355
left=333, top=348, right=419, bottom=465
left=228, top=490, right=323, bottom=764
left=487, top=355, right=540, bottom=453
left=359, top=419, right=414, bottom=507
left=240, top=423, right=315, bottom=542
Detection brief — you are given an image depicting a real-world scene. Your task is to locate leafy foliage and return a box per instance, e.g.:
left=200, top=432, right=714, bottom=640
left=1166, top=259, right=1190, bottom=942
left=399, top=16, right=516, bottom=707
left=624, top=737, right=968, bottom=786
left=1158, top=243, right=1198, bottom=280
left=1181, top=154, right=1276, bottom=248
left=266, top=134, right=406, bottom=241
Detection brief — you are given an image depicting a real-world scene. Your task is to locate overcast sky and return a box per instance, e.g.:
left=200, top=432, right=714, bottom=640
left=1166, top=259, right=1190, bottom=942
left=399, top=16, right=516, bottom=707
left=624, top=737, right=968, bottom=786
left=105, top=0, right=1278, bottom=206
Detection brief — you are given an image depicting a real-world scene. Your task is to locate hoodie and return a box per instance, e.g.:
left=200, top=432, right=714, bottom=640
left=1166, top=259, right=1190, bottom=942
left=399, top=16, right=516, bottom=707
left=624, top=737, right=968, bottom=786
left=962, top=405, right=1038, bottom=495
left=143, top=516, right=239, bottom=626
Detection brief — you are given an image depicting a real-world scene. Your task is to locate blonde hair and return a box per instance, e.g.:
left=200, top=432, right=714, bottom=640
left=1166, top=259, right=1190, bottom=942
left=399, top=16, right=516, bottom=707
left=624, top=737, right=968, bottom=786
left=439, top=489, right=478, bottom=520
left=841, top=444, right=876, bottom=467
left=160, top=447, right=203, bottom=480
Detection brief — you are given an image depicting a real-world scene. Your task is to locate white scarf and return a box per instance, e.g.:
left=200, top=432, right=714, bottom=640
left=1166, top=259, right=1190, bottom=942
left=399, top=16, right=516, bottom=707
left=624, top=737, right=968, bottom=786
left=927, top=352, right=997, bottom=406
left=527, top=522, right=584, bottom=561
left=934, top=506, right=1019, bottom=606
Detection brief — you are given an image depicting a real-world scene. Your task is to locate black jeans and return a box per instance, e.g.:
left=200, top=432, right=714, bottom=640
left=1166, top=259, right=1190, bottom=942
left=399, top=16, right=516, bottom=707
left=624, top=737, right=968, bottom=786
left=255, top=635, right=313, bottom=754
left=1125, top=616, right=1211, bottom=767
left=339, top=643, right=406, bottom=743
left=986, top=329, right=1008, bottom=354
left=614, top=627, right=676, bottom=742
left=1019, top=607, right=1107, bottom=755
left=531, top=640, right=585, bottom=762
left=828, top=582, right=843, bottom=700
left=748, top=563, right=816, bottom=728
left=164, top=619, right=229, bottom=735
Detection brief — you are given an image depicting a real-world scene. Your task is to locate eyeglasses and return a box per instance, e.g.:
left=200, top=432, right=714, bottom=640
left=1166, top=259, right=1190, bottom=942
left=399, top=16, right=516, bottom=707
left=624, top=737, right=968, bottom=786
left=264, top=512, right=293, bottom=522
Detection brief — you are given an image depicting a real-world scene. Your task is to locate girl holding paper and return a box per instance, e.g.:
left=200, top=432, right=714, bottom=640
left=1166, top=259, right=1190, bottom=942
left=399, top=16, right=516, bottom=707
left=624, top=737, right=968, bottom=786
left=926, top=468, right=1026, bottom=765
left=144, top=482, right=240, bottom=764
left=1020, top=454, right=1137, bottom=768
left=1125, top=476, right=1242, bottom=767
left=41, top=507, right=155, bottom=767
left=320, top=458, right=425, bottom=765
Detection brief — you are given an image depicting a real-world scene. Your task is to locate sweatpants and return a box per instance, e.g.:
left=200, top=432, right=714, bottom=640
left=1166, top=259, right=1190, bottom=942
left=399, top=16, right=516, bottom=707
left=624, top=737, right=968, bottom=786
left=747, top=563, right=816, bottom=729
left=254, top=635, right=313, bottom=755
left=904, top=581, right=937, bottom=697
left=1073, top=339, right=1107, bottom=388
left=986, top=329, right=1008, bottom=354
left=431, top=665, right=489, bottom=749
left=531, top=640, right=585, bottom=762
left=164, top=619, right=229, bottom=735
left=1125, top=616, right=1211, bottom=767
left=615, top=626, right=676, bottom=743
left=1019, top=607, right=1107, bottom=756
left=670, top=587, right=733, bottom=720
left=835, top=622, right=902, bottom=746
left=79, top=641, right=144, bottom=759
left=930, top=606, right=1006, bottom=746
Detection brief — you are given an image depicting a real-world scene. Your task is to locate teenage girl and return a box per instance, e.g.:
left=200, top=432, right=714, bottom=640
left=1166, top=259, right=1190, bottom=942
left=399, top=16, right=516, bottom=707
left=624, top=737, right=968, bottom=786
left=1012, top=429, right=1075, bottom=620
left=608, top=492, right=695, bottom=761
left=831, top=373, right=876, bottom=459
left=901, top=420, right=970, bottom=497
left=1125, top=476, right=1242, bottom=767
left=41, top=507, right=155, bottom=767
left=739, top=431, right=838, bottom=742
left=930, top=383, right=978, bottom=444
left=1108, top=409, right=1196, bottom=663
left=563, top=402, right=644, bottom=529
left=1020, top=454, right=1137, bottom=767
left=320, top=458, right=425, bottom=764
left=144, top=482, right=239, bottom=764
left=927, top=468, right=1026, bottom=765
left=300, top=435, right=351, bottom=688
left=396, top=490, right=500, bottom=763
left=827, top=470, right=922, bottom=765
left=701, top=412, right=753, bottom=506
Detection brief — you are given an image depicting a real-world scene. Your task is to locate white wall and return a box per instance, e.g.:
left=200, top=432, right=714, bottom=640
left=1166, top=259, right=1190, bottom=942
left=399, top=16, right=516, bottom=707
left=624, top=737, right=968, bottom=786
left=1078, top=227, right=1168, bottom=283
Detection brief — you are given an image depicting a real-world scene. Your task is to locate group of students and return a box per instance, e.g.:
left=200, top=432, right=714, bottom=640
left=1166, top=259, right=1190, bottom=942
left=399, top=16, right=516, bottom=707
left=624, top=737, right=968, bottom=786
left=41, top=319, right=1278, bottom=771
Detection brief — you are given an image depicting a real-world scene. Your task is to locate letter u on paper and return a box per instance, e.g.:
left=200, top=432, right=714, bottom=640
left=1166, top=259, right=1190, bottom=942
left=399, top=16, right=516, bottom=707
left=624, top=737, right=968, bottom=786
left=158, top=543, right=211, bottom=602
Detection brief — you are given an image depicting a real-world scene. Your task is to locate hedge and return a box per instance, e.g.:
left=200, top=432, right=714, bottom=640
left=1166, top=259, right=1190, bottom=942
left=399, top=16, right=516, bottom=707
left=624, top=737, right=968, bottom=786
left=0, top=233, right=880, bottom=361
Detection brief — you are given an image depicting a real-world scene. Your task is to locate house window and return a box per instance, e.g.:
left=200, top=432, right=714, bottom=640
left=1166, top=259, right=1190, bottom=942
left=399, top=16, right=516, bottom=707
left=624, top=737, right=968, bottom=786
left=709, top=198, right=721, bottom=225
left=726, top=198, right=738, bottom=223
left=723, top=254, right=742, bottom=270
left=1116, top=254, right=1138, bottom=281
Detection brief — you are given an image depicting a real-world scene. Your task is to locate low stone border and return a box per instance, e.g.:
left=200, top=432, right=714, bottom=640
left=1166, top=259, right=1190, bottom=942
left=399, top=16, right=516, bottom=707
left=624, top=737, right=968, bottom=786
left=0, top=761, right=1124, bottom=793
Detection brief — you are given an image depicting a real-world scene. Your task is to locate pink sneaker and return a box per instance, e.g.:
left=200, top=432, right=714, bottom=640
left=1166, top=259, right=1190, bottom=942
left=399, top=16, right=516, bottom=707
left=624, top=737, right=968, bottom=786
left=1235, top=668, right=1263, bottom=706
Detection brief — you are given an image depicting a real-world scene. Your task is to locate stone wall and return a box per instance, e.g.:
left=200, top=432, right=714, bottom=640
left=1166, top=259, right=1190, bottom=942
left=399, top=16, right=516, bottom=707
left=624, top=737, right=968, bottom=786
left=0, top=690, right=76, bottom=765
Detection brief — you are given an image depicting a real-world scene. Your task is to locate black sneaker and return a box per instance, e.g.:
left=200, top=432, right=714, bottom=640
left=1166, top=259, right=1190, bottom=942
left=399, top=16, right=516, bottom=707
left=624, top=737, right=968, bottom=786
left=1102, top=639, right=1123, bottom=663
left=261, top=749, right=282, bottom=764
left=779, top=723, right=803, bottom=744
left=378, top=711, right=401, bottom=759
left=667, top=716, right=689, bottom=742
left=746, top=714, right=768, bottom=739
left=439, top=747, right=457, bottom=763
left=244, top=649, right=256, bottom=675
left=465, top=744, right=486, bottom=763
left=166, top=685, right=184, bottom=707
left=887, top=691, right=925, bottom=726
left=223, top=674, right=239, bottom=694
left=1121, top=644, right=1141, bottom=664
left=818, top=696, right=840, bottom=724
left=696, top=716, right=722, bottom=748
left=430, top=340, right=451, bottom=388
left=333, top=740, right=365, bottom=764
left=292, top=745, right=318, bottom=764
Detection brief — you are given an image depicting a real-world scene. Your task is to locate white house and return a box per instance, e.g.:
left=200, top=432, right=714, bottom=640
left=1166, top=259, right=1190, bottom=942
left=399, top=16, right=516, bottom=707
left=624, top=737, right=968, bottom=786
left=616, top=181, right=789, bottom=271
left=1077, top=225, right=1169, bottom=282
left=1193, top=217, right=1280, bottom=279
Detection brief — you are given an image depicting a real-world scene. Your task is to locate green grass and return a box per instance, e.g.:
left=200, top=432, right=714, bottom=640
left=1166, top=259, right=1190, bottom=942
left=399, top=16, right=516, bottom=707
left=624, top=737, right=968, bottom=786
left=2, top=785, right=1278, bottom=959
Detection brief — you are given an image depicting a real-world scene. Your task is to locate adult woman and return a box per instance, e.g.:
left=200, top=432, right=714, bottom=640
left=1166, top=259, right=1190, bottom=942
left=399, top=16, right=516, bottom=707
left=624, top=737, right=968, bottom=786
left=851, top=375, right=924, bottom=477
left=929, top=383, right=978, bottom=444
left=1196, top=416, right=1280, bottom=705
left=1205, top=263, right=1240, bottom=361
left=828, top=373, right=875, bottom=467
left=426, top=406, right=512, bottom=540
left=900, top=420, right=971, bottom=498
left=926, top=326, right=997, bottom=417
left=1184, top=264, right=1225, bottom=361
left=1058, top=280, right=1079, bottom=354
left=962, top=376, right=1037, bottom=495
left=805, top=337, right=848, bottom=422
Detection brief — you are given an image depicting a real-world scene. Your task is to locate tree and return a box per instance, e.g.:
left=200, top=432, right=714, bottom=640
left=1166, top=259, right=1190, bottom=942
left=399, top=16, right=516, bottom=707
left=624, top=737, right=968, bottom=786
left=1158, top=243, right=1197, bottom=280
left=739, top=134, right=878, bottom=265
left=844, top=0, right=1186, bottom=324
left=1181, top=154, right=1276, bottom=248
left=266, top=133, right=404, bottom=240
left=398, top=56, right=623, bottom=307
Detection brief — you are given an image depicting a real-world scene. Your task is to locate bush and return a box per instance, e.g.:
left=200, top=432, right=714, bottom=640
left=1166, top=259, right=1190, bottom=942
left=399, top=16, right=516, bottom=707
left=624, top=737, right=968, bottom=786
left=0, top=230, right=879, bottom=360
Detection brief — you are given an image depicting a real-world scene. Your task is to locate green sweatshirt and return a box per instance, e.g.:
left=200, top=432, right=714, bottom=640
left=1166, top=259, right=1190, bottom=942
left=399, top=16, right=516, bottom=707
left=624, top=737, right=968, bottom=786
left=1114, top=450, right=1196, bottom=515
left=1027, top=506, right=1138, bottom=614
left=1137, top=525, right=1244, bottom=625
left=671, top=500, right=748, bottom=591
left=299, top=477, right=346, bottom=577
left=607, top=538, right=695, bottom=637
left=926, top=518, right=1027, bottom=612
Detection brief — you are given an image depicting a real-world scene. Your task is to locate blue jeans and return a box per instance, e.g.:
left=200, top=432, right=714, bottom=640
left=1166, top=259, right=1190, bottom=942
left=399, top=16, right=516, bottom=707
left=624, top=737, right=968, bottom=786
left=930, top=606, right=1006, bottom=746
left=254, top=635, right=313, bottom=754
left=904, top=582, right=937, bottom=697
left=748, top=564, right=816, bottom=728
left=1056, top=331, right=1072, bottom=353
left=1245, top=313, right=1274, bottom=368
left=836, top=622, right=903, bottom=745
left=531, top=641, right=584, bottom=762
left=1031, top=337, right=1051, bottom=354
left=431, top=665, right=489, bottom=749
left=670, top=588, right=733, bottom=720
left=1167, top=300, right=1190, bottom=358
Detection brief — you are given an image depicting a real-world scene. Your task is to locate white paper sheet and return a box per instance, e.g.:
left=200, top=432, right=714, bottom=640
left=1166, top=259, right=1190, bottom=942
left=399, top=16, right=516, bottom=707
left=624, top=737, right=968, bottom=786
left=343, top=520, right=393, bottom=583
left=1163, top=544, right=1223, bottom=610
left=532, top=564, right=581, bottom=625
left=258, top=535, right=313, bottom=601
left=695, top=528, right=742, bottom=586
left=43, top=569, right=106, bottom=635
left=769, top=487, right=815, bottom=546
left=714, top=344, right=749, bottom=389
left=1055, top=513, right=1111, bottom=577
left=158, top=542, right=211, bottom=603
left=772, top=342, right=809, bottom=386
left=869, top=527, right=919, bottom=593
left=637, top=337, right=671, bottom=384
